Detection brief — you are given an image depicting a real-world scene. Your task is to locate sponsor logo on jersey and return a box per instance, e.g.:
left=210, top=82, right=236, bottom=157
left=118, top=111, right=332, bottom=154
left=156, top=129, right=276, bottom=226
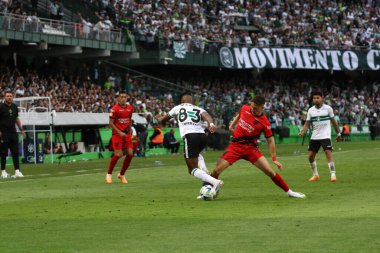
left=239, top=119, right=255, bottom=133
left=118, top=118, right=130, bottom=124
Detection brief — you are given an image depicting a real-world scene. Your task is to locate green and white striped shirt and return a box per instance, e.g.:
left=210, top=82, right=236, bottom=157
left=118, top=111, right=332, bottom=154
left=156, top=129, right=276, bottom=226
left=306, top=104, right=334, bottom=140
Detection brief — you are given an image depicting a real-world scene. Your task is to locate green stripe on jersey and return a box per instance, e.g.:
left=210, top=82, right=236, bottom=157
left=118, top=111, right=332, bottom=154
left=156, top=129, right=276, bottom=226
left=311, top=116, right=331, bottom=122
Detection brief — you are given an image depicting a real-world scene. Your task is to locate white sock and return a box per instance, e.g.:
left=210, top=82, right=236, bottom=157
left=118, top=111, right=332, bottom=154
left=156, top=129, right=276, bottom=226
left=198, top=154, right=208, bottom=173
left=191, top=168, right=218, bottom=185
left=328, top=162, right=336, bottom=175
left=310, top=161, right=318, bottom=176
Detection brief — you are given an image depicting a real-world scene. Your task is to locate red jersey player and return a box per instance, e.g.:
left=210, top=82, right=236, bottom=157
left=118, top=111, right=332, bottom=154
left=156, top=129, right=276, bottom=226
left=210, top=95, right=305, bottom=198
left=106, top=90, right=134, bottom=184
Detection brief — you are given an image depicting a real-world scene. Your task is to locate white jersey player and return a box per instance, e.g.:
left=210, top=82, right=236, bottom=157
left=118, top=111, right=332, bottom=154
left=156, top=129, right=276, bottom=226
left=167, top=104, right=209, bottom=173
left=167, top=103, right=206, bottom=138
left=298, top=91, right=341, bottom=182
left=156, top=94, right=224, bottom=195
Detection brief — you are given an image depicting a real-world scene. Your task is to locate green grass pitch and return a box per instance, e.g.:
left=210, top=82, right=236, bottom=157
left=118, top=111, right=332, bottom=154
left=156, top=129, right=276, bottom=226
left=0, top=141, right=379, bottom=253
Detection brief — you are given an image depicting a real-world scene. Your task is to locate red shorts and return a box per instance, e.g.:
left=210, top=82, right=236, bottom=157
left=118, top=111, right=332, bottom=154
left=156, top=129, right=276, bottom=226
left=112, top=134, right=133, bottom=150
left=221, top=143, right=264, bottom=165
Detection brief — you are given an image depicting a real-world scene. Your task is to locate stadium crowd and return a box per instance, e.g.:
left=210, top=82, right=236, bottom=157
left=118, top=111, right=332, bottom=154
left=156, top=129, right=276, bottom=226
left=0, top=1, right=379, bottom=131
left=0, top=62, right=379, bottom=130
left=79, top=0, right=380, bottom=51
left=1, top=1, right=380, bottom=50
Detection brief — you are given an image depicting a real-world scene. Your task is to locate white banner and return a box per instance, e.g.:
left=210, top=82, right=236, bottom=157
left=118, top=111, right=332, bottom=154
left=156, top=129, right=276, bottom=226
left=219, top=47, right=380, bottom=71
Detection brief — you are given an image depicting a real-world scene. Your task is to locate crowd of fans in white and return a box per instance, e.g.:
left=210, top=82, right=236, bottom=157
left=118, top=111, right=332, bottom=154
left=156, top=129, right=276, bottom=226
left=80, top=0, right=380, bottom=51
left=2, top=1, right=379, bottom=50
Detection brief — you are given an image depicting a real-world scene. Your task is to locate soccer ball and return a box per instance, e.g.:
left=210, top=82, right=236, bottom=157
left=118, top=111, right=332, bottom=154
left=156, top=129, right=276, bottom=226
left=199, top=184, right=214, bottom=201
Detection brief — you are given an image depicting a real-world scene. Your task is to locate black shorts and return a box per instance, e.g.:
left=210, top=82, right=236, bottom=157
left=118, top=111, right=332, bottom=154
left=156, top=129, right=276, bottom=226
left=183, top=133, right=207, bottom=159
left=308, top=139, right=333, bottom=153
left=0, top=133, right=19, bottom=156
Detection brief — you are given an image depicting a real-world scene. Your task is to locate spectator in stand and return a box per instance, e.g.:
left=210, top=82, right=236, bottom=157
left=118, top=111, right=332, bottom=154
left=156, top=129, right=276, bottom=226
left=81, top=16, right=93, bottom=39
left=49, top=0, right=60, bottom=20
left=54, top=143, right=64, bottom=154
left=93, top=17, right=106, bottom=40
left=103, top=15, right=113, bottom=41
left=67, top=142, right=78, bottom=153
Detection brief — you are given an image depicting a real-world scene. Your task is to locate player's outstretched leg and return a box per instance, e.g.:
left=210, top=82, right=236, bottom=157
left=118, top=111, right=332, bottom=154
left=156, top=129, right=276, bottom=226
left=287, top=189, right=306, bottom=198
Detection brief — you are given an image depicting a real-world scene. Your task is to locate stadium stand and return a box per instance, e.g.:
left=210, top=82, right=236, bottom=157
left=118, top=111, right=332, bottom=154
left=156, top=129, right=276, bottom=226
left=0, top=0, right=379, bottom=163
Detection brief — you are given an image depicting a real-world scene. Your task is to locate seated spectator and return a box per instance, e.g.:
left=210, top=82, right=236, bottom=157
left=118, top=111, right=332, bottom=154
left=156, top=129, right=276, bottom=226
left=54, top=143, right=64, bottom=154
left=149, top=123, right=163, bottom=148
left=67, top=142, right=78, bottom=153
left=163, top=129, right=180, bottom=154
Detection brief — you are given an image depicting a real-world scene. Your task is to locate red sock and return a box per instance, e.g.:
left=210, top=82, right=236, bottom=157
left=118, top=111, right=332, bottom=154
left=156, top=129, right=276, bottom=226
left=108, top=155, right=121, bottom=174
left=120, top=154, right=133, bottom=175
left=271, top=173, right=289, bottom=192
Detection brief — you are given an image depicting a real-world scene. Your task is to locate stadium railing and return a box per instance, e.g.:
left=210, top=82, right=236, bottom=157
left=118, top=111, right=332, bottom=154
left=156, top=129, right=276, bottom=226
left=0, top=12, right=127, bottom=44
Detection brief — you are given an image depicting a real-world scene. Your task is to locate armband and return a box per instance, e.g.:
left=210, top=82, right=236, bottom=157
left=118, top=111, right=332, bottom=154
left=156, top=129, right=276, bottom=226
left=272, top=156, right=277, bottom=162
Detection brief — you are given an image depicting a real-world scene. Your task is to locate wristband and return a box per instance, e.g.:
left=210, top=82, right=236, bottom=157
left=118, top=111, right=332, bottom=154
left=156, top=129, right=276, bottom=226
left=210, top=123, right=215, bottom=127
left=272, top=156, right=277, bottom=162
left=337, top=133, right=341, bottom=136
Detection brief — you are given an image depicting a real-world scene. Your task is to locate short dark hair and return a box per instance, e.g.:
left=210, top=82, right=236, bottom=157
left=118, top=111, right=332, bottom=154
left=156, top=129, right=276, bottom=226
left=4, top=90, right=13, bottom=95
left=180, top=92, right=192, bottom=101
left=253, top=95, right=265, bottom=106
left=119, top=90, right=127, bottom=95
left=311, top=91, right=323, bottom=97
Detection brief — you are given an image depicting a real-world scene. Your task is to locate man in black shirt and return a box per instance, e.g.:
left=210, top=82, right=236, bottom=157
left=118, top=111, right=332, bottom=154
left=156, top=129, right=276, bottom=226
left=0, top=91, right=25, bottom=178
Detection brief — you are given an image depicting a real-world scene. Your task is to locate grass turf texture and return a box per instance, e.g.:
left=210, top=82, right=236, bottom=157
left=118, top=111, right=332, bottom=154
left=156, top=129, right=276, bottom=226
left=0, top=141, right=379, bottom=253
